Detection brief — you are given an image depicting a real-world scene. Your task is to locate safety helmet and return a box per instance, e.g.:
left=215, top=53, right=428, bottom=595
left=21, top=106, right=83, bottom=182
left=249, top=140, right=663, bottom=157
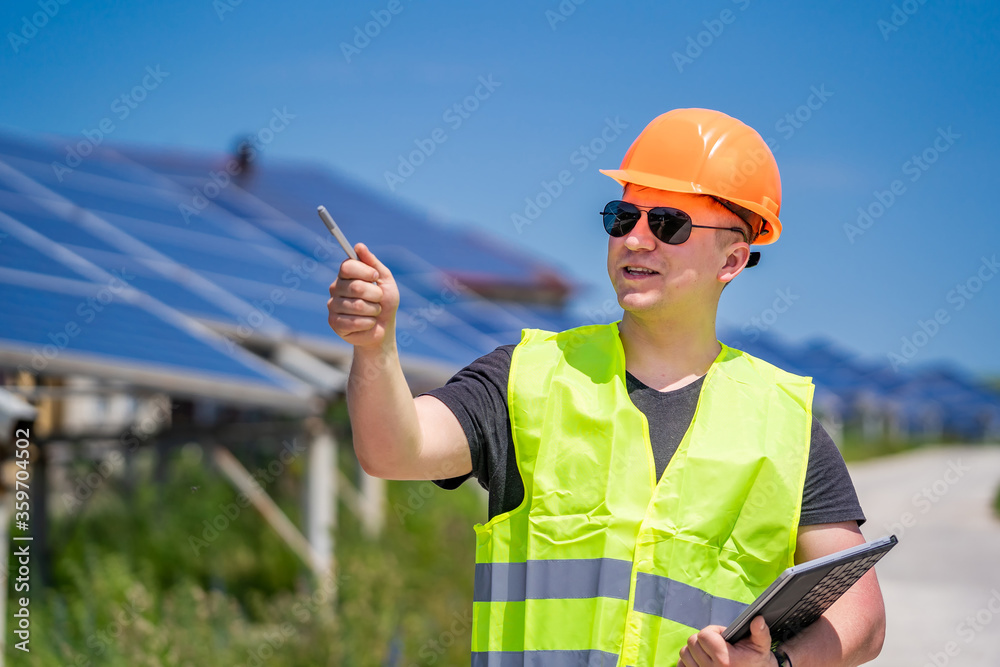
left=600, top=108, right=783, bottom=245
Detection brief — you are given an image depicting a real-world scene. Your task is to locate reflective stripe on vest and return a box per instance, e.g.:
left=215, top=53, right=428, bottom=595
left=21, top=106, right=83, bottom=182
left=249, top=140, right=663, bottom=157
left=471, top=323, right=813, bottom=665
left=471, top=649, right=620, bottom=666
left=474, top=558, right=632, bottom=602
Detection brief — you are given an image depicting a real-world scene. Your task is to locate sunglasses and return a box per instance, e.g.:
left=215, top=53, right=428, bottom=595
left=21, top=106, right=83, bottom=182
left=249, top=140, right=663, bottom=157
left=600, top=200, right=761, bottom=267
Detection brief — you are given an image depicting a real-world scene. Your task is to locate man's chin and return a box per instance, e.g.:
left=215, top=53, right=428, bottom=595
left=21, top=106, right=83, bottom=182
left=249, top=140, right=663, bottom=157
left=617, top=293, right=663, bottom=313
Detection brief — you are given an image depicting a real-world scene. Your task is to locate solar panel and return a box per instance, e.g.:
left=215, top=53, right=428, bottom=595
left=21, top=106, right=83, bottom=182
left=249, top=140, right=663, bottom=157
left=0, top=270, right=315, bottom=411
left=0, top=192, right=117, bottom=251
left=0, top=222, right=87, bottom=281
left=66, top=247, right=237, bottom=321
left=0, top=210, right=315, bottom=404
left=0, top=130, right=591, bottom=377
left=118, top=145, right=561, bottom=288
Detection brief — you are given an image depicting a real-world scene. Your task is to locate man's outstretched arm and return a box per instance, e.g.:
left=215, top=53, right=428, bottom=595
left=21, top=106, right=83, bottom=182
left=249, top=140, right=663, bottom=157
left=680, top=521, right=886, bottom=667
left=327, top=242, right=472, bottom=481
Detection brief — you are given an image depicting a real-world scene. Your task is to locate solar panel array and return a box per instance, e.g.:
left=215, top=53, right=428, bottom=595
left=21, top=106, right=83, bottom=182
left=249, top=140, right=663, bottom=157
left=1, top=128, right=997, bottom=434
left=0, top=129, right=588, bottom=411
left=720, top=328, right=1000, bottom=439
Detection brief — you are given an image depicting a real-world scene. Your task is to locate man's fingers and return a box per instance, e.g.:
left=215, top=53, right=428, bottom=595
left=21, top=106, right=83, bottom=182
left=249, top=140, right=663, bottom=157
left=355, top=243, right=394, bottom=282
left=677, top=649, right=699, bottom=667
left=333, top=278, right=383, bottom=302
left=681, top=634, right=712, bottom=667
left=338, top=257, right=380, bottom=282
left=326, top=244, right=398, bottom=348
left=328, top=313, right=378, bottom=335
left=748, top=615, right=772, bottom=650
left=335, top=297, right=382, bottom=317
left=695, top=627, right=730, bottom=657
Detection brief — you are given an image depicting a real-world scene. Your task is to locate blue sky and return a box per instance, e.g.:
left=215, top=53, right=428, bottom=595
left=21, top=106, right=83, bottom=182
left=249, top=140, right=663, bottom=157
left=2, top=0, right=999, bottom=377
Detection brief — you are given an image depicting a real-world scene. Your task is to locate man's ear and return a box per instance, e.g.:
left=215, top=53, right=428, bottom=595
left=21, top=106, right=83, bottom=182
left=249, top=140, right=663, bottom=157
left=718, top=244, right=750, bottom=284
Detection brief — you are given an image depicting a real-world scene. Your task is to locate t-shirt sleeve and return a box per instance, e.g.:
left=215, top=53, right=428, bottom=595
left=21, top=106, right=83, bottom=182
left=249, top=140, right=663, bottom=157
left=800, top=417, right=867, bottom=527
left=418, top=344, right=515, bottom=492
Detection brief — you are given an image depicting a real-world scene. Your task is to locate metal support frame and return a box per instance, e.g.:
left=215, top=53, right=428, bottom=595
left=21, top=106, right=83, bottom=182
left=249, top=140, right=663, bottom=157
left=303, top=418, right=337, bottom=581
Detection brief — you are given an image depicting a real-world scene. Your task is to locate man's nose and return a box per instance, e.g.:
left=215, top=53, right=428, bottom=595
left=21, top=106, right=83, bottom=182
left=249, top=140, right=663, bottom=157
left=624, top=211, right=656, bottom=250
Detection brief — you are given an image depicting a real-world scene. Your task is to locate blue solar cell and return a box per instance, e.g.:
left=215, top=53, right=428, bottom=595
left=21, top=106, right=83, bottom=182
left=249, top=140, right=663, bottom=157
left=265, top=301, right=337, bottom=341
left=202, top=188, right=262, bottom=220
left=40, top=184, right=189, bottom=227
left=371, top=246, right=585, bottom=342
left=154, top=241, right=290, bottom=282
left=113, top=147, right=235, bottom=181
left=0, top=203, right=118, bottom=253
left=22, top=188, right=345, bottom=303
left=204, top=273, right=313, bottom=310
left=0, top=280, right=291, bottom=386
left=0, top=137, right=63, bottom=164
left=126, top=273, right=235, bottom=321
left=0, top=177, right=20, bottom=194
left=1, top=200, right=330, bottom=313
left=1, top=155, right=231, bottom=232
left=0, top=144, right=146, bottom=187
left=394, top=320, right=488, bottom=366
left=0, top=231, right=89, bottom=282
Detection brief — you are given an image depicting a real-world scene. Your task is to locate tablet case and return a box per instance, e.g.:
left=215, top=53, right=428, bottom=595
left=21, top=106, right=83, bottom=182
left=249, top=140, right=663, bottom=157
left=723, top=534, right=898, bottom=644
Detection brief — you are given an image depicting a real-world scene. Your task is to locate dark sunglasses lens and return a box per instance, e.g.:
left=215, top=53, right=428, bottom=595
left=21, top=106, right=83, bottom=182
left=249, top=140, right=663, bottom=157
left=602, top=201, right=640, bottom=236
left=648, top=208, right=692, bottom=244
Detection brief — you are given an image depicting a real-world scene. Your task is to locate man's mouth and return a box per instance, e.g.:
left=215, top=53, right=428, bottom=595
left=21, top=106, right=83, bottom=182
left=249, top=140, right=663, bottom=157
left=623, top=266, right=659, bottom=277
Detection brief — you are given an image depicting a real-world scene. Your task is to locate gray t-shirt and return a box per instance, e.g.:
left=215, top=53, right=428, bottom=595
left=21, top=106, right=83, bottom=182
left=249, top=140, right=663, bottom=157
left=424, top=344, right=866, bottom=527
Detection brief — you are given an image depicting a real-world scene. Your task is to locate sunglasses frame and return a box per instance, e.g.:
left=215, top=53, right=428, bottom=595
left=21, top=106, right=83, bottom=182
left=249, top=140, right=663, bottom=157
left=600, top=200, right=750, bottom=244
left=600, top=200, right=761, bottom=268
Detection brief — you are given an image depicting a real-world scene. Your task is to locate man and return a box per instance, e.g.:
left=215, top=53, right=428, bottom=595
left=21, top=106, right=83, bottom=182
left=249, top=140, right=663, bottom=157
left=328, top=108, right=885, bottom=666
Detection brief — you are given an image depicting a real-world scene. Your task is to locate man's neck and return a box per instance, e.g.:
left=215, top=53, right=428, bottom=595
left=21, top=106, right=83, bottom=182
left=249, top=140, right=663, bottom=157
left=618, top=312, right=722, bottom=392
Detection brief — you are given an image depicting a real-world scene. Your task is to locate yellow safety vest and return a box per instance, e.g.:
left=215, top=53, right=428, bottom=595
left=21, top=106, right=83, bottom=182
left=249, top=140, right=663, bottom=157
left=471, top=323, right=813, bottom=666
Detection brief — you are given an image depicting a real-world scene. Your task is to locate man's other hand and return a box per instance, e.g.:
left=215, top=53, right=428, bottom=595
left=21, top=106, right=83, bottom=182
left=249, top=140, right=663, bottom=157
left=679, top=615, right=777, bottom=667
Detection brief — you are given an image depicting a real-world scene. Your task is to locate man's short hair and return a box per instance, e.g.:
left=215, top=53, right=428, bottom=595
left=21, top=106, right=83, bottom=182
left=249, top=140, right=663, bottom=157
left=708, top=196, right=760, bottom=246
left=705, top=197, right=756, bottom=290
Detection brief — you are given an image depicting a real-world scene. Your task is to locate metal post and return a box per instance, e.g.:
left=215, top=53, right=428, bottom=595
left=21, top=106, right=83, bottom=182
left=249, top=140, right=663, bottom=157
left=213, top=445, right=329, bottom=579
left=303, top=418, right=336, bottom=579
left=358, top=468, right=385, bottom=539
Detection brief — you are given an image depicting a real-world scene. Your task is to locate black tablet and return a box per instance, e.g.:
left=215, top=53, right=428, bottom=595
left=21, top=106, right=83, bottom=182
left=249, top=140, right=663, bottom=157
left=723, top=534, right=898, bottom=644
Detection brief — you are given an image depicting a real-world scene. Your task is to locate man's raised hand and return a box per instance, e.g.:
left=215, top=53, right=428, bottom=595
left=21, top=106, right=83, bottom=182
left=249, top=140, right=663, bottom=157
left=327, top=243, right=400, bottom=349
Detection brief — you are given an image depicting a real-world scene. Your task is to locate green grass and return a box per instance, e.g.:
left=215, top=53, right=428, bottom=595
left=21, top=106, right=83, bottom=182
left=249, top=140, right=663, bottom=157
left=20, top=407, right=999, bottom=665
left=13, top=439, right=484, bottom=666
left=994, top=481, right=1000, bottom=518
left=837, top=435, right=929, bottom=463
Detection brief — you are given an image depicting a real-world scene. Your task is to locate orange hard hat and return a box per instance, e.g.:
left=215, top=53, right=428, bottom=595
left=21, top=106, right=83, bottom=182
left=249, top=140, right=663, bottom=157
left=600, top=108, right=783, bottom=245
